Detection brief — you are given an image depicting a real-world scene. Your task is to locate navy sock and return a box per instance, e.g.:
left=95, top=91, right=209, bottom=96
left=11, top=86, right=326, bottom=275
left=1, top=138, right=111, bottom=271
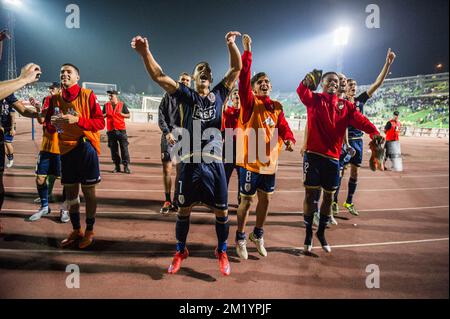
left=317, top=215, right=330, bottom=233
left=175, top=215, right=190, bottom=252
left=334, top=176, right=342, bottom=202
left=37, top=182, right=49, bottom=208
left=235, top=231, right=246, bottom=241
left=346, top=177, right=358, bottom=204
left=7, top=154, right=13, bottom=160
left=69, top=212, right=81, bottom=230
left=313, top=189, right=321, bottom=213
left=165, top=192, right=171, bottom=202
left=253, top=226, right=264, bottom=239
left=304, top=215, right=314, bottom=245
left=86, top=218, right=95, bottom=231
left=215, top=216, right=229, bottom=253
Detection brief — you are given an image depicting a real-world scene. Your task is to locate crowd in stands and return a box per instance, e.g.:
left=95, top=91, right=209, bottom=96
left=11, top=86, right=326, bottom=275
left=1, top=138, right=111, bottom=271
left=12, top=74, right=450, bottom=128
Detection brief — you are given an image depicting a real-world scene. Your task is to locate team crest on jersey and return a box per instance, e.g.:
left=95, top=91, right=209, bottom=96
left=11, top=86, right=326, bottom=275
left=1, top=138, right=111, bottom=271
left=264, top=117, right=276, bottom=127
left=178, top=195, right=185, bottom=205
left=193, top=104, right=216, bottom=121
left=338, top=102, right=344, bottom=110
left=207, top=93, right=216, bottom=103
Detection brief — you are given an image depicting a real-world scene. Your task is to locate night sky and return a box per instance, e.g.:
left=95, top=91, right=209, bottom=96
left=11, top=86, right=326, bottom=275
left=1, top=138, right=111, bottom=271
left=1, top=0, right=449, bottom=94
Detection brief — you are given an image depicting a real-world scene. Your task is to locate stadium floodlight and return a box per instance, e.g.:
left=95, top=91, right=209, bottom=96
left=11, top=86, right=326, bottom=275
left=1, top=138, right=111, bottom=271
left=4, top=0, right=23, bottom=7
left=334, top=26, right=350, bottom=46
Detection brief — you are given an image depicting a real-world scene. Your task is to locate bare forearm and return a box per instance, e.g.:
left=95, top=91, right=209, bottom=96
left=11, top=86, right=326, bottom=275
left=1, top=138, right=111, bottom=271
left=141, top=51, right=177, bottom=94
left=121, top=113, right=130, bottom=119
left=0, top=78, right=27, bottom=100
left=224, top=42, right=242, bottom=89
left=368, top=62, right=391, bottom=96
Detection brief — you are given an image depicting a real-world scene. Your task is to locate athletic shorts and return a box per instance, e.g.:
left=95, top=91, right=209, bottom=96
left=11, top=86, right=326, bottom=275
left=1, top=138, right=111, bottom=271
left=303, top=152, right=340, bottom=192
left=4, top=129, right=14, bottom=143
left=174, top=161, right=228, bottom=211
left=61, top=138, right=101, bottom=186
left=160, top=133, right=179, bottom=162
left=239, top=167, right=276, bottom=197
left=36, top=151, right=61, bottom=178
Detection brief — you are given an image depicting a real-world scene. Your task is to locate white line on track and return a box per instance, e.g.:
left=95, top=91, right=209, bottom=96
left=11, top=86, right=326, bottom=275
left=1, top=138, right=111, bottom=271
left=4, top=186, right=449, bottom=193
left=0, top=238, right=447, bottom=255
left=2, top=205, right=448, bottom=216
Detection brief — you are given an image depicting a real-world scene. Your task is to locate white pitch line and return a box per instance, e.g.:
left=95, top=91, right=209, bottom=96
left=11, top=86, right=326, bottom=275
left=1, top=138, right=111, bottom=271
left=310, top=237, right=449, bottom=250
left=5, top=173, right=450, bottom=180
left=0, top=238, right=447, bottom=255
left=4, top=186, right=449, bottom=193
left=2, top=205, right=448, bottom=217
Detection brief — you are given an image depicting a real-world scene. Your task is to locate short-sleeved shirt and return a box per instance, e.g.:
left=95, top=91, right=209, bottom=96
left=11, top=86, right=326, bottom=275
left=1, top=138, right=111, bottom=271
left=347, top=91, right=370, bottom=139
left=173, top=81, right=229, bottom=160
left=0, top=94, right=17, bottom=129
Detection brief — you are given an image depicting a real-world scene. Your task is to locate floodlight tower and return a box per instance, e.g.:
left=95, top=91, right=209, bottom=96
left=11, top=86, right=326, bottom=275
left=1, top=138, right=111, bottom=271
left=334, top=27, right=350, bottom=73
left=3, top=0, right=23, bottom=79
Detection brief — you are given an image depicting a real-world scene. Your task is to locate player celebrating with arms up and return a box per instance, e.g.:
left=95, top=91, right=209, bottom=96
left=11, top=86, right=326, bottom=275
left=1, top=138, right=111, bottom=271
left=132, top=31, right=242, bottom=276
left=234, top=34, right=295, bottom=259
left=297, top=71, right=383, bottom=253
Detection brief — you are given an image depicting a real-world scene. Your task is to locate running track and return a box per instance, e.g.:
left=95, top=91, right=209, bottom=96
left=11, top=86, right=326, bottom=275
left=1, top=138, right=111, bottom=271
left=0, top=119, right=448, bottom=298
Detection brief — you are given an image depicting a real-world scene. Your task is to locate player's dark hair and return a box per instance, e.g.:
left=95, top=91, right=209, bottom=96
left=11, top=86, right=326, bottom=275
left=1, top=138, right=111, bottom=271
left=251, top=72, right=269, bottom=88
left=394, top=111, right=399, bottom=116
left=321, top=72, right=339, bottom=81
left=179, top=72, right=191, bottom=78
left=62, top=63, right=80, bottom=75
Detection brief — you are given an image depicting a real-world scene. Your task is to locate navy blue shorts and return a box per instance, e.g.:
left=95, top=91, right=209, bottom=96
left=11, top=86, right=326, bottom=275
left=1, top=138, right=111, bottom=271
left=175, top=161, right=228, bottom=211
left=341, top=138, right=363, bottom=168
left=239, top=167, right=276, bottom=197
left=303, top=152, right=340, bottom=192
left=36, top=151, right=61, bottom=177
left=4, top=130, right=14, bottom=143
left=61, top=139, right=101, bottom=186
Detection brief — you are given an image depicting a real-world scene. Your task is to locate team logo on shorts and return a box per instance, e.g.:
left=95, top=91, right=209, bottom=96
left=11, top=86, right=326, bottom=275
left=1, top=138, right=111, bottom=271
left=178, top=195, right=185, bottom=205
left=244, top=183, right=251, bottom=192
left=207, top=93, right=216, bottom=104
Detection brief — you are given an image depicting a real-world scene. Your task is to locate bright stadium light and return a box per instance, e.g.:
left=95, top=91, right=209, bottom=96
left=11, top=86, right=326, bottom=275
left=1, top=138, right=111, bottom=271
left=334, top=26, right=351, bottom=46
left=4, top=0, right=23, bottom=7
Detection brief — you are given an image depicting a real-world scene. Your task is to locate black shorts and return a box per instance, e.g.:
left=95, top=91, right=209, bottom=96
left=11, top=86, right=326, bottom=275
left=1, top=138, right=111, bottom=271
left=303, top=152, right=340, bottom=193
left=174, top=161, right=228, bottom=211
left=0, top=130, right=4, bottom=173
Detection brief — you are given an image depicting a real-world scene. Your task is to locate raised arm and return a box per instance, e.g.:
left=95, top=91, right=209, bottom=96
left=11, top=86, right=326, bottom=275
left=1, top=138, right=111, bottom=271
left=131, top=35, right=178, bottom=95
left=367, top=48, right=396, bottom=97
left=223, top=31, right=243, bottom=90
left=238, top=34, right=255, bottom=123
left=0, top=63, right=41, bottom=100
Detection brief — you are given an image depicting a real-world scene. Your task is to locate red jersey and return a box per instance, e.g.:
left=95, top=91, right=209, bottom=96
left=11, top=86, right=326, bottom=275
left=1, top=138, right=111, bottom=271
left=297, top=81, right=379, bottom=159
left=385, top=119, right=401, bottom=141
left=222, top=106, right=240, bottom=131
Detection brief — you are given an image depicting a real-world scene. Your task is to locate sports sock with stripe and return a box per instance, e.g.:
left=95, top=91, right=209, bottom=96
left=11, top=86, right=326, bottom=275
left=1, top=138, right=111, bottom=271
left=69, top=212, right=81, bottom=230
left=253, top=226, right=264, bottom=239
left=47, top=175, right=56, bottom=198
left=216, top=216, right=229, bottom=253
left=235, top=231, right=246, bottom=241
left=346, top=177, right=358, bottom=204
left=175, top=215, right=190, bottom=252
left=86, top=218, right=95, bottom=231
left=37, top=181, right=49, bottom=208
left=334, top=176, right=342, bottom=203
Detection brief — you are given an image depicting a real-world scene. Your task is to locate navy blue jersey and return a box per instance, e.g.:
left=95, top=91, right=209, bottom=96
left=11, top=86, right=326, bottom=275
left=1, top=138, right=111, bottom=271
left=173, top=81, right=229, bottom=161
left=348, top=91, right=370, bottom=139
left=0, top=94, right=17, bottom=129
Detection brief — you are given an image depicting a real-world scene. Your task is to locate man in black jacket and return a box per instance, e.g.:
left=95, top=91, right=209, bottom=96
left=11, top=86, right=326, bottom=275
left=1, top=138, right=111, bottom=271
left=158, top=72, right=191, bottom=214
